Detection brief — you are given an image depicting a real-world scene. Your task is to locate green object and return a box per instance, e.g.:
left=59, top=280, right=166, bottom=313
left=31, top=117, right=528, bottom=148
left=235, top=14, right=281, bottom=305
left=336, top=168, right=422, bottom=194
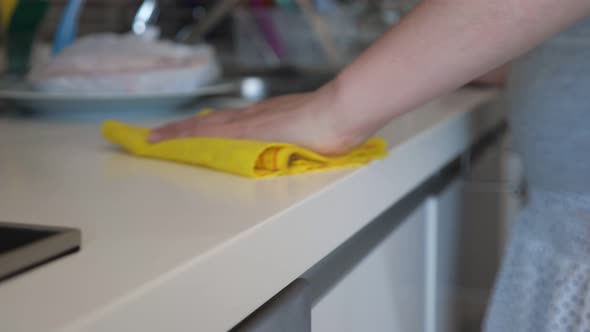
left=5, top=0, right=49, bottom=75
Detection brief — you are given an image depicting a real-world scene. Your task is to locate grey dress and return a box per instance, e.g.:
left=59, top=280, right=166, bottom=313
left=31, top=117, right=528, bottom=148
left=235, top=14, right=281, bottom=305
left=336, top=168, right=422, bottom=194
left=484, top=16, right=590, bottom=331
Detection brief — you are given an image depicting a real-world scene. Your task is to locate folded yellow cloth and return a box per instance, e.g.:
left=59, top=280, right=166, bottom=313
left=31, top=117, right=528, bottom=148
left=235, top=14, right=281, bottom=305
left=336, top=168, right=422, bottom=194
left=101, top=120, right=387, bottom=178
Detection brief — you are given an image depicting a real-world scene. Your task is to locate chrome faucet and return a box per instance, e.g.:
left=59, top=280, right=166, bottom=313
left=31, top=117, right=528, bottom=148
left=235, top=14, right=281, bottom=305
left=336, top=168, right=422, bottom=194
left=132, top=0, right=159, bottom=38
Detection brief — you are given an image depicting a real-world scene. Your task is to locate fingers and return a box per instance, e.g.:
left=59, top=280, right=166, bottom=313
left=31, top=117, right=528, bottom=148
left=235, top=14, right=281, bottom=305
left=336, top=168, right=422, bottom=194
left=148, top=109, right=239, bottom=142
left=148, top=112, right=250, bottom=143
left=148, top=118, right=192, bottom=142
left=147, top=99, right=277, bottom=143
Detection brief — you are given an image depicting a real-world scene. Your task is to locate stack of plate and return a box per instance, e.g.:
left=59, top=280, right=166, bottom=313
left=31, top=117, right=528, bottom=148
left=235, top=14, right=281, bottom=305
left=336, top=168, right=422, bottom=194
left=0, top=82, right=233, bottom=115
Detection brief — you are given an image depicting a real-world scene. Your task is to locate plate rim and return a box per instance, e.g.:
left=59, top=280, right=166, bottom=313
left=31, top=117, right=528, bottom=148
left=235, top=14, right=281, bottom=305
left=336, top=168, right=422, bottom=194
left=0, top=82, right=235, bottom=101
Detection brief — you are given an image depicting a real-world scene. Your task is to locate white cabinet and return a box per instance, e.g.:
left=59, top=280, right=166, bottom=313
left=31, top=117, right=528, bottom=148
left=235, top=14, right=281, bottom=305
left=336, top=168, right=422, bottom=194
left=297, top=133, right=513, bottom=332
left=306, top=195, right=429, bottom=332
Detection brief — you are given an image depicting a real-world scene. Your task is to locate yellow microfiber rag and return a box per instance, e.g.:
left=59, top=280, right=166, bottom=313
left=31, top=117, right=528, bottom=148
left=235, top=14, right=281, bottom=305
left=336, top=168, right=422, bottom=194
left=101, top=120, right=387, bottom=178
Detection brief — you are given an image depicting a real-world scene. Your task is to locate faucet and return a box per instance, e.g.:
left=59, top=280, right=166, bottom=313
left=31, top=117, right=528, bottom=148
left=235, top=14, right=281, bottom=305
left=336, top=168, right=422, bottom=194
left=132, top=0, right=159, bottom=39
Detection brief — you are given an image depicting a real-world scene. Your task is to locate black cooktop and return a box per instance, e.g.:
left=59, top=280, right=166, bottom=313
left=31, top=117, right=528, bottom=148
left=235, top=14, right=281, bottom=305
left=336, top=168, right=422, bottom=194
left=0, top=222, right=80, bottom=282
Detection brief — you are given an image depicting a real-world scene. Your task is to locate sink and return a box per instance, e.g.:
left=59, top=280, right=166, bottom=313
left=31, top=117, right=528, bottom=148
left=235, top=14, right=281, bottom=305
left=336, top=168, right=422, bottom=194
left=196, top=67, right=335, bottom=109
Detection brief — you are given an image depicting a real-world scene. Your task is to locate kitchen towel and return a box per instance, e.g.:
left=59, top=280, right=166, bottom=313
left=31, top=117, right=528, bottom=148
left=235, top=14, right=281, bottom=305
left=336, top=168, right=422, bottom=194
left=102, top=120, right=387, bottom=178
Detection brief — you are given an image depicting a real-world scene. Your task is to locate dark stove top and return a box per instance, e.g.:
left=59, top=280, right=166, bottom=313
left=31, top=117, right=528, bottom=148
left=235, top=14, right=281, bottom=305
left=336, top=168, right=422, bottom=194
left=0, top=222, right=80, bottom=283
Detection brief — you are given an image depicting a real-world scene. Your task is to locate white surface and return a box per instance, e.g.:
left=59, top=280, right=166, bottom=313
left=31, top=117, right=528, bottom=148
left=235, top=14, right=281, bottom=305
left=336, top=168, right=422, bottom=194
left=306, top=140, right=506, bottom=332
left=0, top=88, right=498, bottom=332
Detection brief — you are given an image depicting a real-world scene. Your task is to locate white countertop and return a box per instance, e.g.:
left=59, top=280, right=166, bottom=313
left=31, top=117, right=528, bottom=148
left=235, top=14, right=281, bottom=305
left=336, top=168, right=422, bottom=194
left=0, top=88, right=499, bottom=332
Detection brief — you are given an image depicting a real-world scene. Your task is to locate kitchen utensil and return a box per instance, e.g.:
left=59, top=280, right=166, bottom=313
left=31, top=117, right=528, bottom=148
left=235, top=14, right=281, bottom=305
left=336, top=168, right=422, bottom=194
left=251, top=0, right=286, bottom=61
left=234, top=9, right=282, bottom=67
left=132, top=0, right=160, bottom=39
left=294, top=0, right=340, bottom=63
left=182, top=0, right=242, bottom=43
left=52, top=0, right=84, bottom=55
left=5, top=0, right=49, bottom=74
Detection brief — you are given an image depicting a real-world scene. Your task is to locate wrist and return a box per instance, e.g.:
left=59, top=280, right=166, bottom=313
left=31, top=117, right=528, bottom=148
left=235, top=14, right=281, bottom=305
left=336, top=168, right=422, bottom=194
left=326, top=74, right=385, bottom=134
left=310, top=77, right=379, bottom=151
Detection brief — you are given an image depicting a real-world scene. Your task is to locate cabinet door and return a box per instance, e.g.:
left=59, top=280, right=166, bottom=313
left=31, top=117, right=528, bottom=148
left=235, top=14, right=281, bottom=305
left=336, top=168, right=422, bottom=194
left=306, top=196, right=428, bottom=332
left=430, top=179, right=463, bottom=332
left=231, top=279, right=311, bottom=332
left=430, top=151, right=506, bottom=332
left=435, top=134, right=520, bottom=330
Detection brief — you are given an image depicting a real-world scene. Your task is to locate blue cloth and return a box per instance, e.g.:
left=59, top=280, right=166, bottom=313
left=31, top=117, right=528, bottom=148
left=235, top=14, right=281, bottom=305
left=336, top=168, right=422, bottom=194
left=484, top=16, right=590, bottom=331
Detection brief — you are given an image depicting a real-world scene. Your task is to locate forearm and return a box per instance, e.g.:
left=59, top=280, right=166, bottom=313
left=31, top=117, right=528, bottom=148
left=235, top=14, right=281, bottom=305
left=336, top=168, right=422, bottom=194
left=332, top=0, right=590, bottom=133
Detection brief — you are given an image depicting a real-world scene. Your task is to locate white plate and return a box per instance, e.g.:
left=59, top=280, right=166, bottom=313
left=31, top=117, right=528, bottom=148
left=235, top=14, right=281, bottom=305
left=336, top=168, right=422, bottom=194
left=0, top=83, right=235, bottom=120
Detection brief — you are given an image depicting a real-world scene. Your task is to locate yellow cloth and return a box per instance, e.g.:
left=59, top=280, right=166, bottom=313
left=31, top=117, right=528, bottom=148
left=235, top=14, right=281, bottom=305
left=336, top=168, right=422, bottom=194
left=101, top=120, right=387, bottom=178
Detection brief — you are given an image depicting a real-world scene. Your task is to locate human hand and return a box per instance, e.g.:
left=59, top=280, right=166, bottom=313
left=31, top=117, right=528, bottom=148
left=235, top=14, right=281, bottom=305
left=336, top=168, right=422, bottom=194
left=149, top=84, right=374, bottom=155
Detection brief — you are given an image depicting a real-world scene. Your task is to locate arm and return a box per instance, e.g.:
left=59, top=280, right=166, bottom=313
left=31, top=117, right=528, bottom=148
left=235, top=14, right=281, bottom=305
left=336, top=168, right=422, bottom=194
left=328, top=0, right=590, bottom=137
left=150, top=0, right=590, bottom=154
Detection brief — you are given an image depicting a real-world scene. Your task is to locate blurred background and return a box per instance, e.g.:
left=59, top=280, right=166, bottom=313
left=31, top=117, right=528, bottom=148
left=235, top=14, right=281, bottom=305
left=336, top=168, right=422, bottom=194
left=0, top=0, right=421, bottom=118
left=8, top=0, right=417, bottom=67
left=0, top=0, right=418, bottom=93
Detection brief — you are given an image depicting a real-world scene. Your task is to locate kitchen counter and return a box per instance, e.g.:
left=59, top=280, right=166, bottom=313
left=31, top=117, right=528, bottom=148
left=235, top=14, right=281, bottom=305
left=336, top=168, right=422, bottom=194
left=0, top=88, right=499, bottom=332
